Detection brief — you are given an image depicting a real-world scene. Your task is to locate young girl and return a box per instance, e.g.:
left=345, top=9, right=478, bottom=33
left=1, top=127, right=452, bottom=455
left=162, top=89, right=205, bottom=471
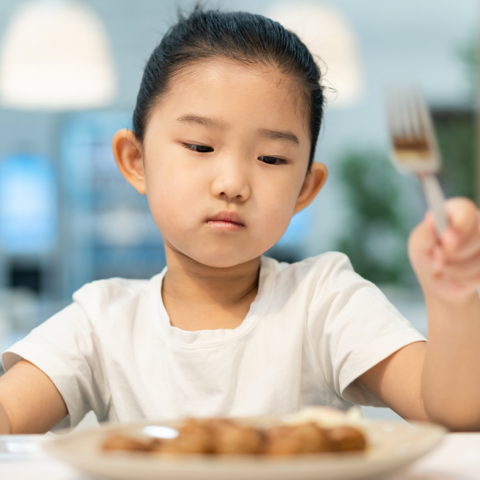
left=1, top=8, right=480, bottom=434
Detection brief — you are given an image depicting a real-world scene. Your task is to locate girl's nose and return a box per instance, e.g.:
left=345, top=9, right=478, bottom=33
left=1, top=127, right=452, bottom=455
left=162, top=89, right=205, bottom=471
left=210, top=156, right=251, bottom=202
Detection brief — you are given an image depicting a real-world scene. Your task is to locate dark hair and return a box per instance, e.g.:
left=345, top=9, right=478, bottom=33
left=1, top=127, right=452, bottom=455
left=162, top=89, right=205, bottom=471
left=132, top=7, right=324, bottom=169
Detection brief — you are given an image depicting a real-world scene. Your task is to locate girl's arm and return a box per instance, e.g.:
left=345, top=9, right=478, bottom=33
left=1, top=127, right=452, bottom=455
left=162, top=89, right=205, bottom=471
left=0, top=359, right=68, bottom=434
left=358, top=198, right=480, bottom=431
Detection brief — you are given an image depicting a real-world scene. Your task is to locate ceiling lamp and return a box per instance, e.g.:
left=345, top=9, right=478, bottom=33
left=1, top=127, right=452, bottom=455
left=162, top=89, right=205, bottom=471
left=265, top=2, right=363, bottom=107
left=0, top=0, right=117, bottom=110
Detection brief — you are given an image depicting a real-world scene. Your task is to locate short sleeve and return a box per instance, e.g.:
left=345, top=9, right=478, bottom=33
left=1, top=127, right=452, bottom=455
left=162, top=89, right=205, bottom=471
left=307, top=253, right=426, bottom=407
left=2, top=300, right=111, bottom=431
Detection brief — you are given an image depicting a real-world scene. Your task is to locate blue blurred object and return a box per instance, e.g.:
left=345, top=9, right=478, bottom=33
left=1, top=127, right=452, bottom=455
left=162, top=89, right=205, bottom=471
left=277, top=207, right=310, bottom=247
left=0, top=154, right=57, bottom=254
left=61, top=112, right=166, bottom=298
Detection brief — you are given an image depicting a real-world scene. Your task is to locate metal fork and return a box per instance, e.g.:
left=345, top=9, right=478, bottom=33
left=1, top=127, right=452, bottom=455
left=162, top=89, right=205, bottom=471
left=385, top=85, right=448, bottom=236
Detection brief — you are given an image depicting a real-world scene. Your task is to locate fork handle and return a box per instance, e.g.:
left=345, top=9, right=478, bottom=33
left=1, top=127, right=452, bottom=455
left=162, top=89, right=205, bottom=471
left=420, top=175, right=448, bottom=237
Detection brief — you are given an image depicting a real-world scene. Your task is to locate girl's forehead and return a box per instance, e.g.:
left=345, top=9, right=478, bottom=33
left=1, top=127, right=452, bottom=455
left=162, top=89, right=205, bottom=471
left=152, top=60, right=309, bottom=137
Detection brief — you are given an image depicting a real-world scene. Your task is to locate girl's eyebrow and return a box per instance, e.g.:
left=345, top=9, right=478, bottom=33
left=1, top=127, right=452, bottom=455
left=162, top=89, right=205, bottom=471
left=258, top=128, right=299, bottom=146
left=176, top=114, right=228, bottom=130
left=176, top=113, right=300, bottom=147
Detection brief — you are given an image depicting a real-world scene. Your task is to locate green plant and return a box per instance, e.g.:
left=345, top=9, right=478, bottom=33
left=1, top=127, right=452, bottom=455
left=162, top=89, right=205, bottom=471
left=434, top=110, right=475, bottom=201
left=336, top=151, right=413, bottom=285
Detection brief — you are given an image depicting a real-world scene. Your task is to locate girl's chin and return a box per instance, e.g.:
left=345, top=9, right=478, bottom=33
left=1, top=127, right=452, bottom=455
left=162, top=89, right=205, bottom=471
left=192, top=253, right=258, bottom=269
left=175, top=248, right=263, bottom=269
left=163, top=239, right=272, bottom=269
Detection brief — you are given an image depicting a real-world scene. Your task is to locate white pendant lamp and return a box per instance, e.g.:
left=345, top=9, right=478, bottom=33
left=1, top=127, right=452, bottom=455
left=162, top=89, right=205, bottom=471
left=265, top=2, right=363, bottom=108
left=0, top=0, right=117, bottom=110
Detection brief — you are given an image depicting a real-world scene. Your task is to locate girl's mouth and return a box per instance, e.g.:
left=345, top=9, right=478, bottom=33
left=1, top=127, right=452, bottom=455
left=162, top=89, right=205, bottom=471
left=206, top=211, right=245, bottom=230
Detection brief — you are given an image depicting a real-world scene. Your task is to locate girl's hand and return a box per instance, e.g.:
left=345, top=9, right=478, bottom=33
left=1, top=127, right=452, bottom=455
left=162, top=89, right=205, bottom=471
left=409, top=197, right=480, bottom=303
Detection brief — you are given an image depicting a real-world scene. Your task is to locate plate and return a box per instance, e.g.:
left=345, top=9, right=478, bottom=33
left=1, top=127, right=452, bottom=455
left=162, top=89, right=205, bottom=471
left=43, top=417, right=446, bottom=480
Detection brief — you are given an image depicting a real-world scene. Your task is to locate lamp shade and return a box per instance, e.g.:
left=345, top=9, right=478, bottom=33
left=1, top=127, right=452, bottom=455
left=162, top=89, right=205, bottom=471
left=0, top=0, right=117, bottom=110
left=265, top=2, right=363, bottom=107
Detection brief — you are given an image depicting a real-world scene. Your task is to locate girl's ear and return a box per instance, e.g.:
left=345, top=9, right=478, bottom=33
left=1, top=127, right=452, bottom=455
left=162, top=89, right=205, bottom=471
left=294, top=162, right=328, bottom=214
left=112, top=129, right=146, bottom=195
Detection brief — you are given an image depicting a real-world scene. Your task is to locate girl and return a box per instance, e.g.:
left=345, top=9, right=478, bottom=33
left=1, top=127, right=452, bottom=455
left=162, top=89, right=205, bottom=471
left=1, top=7, right=480, bottom=434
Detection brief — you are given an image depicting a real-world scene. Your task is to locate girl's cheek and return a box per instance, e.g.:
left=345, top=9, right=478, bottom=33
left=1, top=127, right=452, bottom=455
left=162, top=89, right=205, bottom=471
left=146, top=176, right=202, bottom=234
left=146, top=164, right=192, bottom=201
left=260, top=190, right=296, bottom=236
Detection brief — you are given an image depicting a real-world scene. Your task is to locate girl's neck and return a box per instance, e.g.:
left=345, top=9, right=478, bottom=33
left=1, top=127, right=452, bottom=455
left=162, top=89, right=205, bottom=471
left=161, top=245, right=261, bottom=331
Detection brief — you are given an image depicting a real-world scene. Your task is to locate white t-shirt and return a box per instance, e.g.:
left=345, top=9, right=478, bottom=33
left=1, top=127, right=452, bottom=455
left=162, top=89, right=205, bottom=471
left=2, top=253, right=425, bottom=430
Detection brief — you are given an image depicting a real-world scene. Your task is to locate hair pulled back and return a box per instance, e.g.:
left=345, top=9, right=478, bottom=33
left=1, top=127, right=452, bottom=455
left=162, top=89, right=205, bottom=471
left=133, top=6, right=324, bottom=168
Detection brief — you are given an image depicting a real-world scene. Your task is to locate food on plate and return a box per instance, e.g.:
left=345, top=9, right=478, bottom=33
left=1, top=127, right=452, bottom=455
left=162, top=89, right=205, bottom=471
left=263, top=423, right=329, bottom=455
left=102, top=435, right=159, bottom=453
left=324, top=426, right=368, bottom=452
left=284, top=406, right=363, bottom=428
left=101, top=408, right=367, bottom=457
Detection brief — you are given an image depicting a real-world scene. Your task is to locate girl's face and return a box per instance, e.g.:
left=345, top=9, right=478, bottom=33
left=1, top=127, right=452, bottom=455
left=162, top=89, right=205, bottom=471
left=115, top=60, right=326, bottom=268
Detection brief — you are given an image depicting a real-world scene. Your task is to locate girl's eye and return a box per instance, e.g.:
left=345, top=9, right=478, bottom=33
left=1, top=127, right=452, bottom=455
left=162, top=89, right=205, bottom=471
left=183, top=143, right=214, bottom=153
left=258, top=156, right=286, bottom=165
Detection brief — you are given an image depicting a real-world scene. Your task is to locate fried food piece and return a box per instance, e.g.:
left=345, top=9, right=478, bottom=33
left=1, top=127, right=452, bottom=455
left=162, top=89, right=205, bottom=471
left=160, top=419, right=213, bottom=454
left=209, top=420, right=263, bottom=455
left=102, top=435, right=151, bottom=452
left=324, top=426, right=367, bottom=452
left=264, top=423, right=328, bottom=456
left=101, top=418, right=367, bottom=456
left=148, top=438, right=165, bottom=452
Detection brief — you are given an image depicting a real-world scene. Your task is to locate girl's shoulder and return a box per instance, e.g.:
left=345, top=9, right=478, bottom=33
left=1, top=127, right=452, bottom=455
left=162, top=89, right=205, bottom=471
left=259, top=252, right=366, bottom=305
left=71, top=273, right=164, bottom=322
left=262, top=251, right=356, bottom=283
left=75, top=276, right=155, bottom=296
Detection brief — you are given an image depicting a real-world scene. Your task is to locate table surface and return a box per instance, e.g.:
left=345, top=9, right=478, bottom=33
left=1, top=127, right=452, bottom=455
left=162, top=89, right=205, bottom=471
left=0, top=432, right=479, bottom=480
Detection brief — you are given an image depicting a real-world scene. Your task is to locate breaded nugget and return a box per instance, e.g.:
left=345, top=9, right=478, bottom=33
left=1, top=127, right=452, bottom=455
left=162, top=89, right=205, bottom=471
left=102, top=418, right=367, bottom=457
left=160, top=419, right=213, bottom=454
left=264, top=423, right=328, bottom=455
left=102, top=435, right=151, bottom=452
left=324, top=426, right=367, bottom=452
left=210, top=420, right=263, bottom=455
left=147, top=438, right=165, bottom=452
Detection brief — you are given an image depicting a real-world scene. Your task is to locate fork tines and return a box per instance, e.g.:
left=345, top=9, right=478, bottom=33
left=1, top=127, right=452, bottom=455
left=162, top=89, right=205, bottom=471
left=385, top=85, right=441, bottom=174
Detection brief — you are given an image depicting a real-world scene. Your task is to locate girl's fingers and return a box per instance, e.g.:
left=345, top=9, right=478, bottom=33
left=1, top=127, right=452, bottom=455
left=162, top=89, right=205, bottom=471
left=441, top=224, right=480, bottom=261
left=444, top=198, right=478, bottom=235
left=441, top=198, right=480, bottom=259
left=409, top=211, right=438, bottom=256
left=440, top=250, right=480, bottom=281
left=410, top=198, right=480, bottom=296
left=410, top=198, right=480, bottom=279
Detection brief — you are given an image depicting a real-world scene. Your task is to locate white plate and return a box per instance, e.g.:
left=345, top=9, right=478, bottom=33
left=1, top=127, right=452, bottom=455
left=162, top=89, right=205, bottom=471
left=43, top=417, right=446, bottom=480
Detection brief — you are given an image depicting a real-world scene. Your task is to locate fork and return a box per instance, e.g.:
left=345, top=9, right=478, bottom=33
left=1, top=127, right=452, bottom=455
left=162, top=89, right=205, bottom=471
left=385, top=85, right=448, bottom=237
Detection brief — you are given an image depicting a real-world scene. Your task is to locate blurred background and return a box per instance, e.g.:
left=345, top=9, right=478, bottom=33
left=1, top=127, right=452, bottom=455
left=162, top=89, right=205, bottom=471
left=0, top=0, right=478, bottom=424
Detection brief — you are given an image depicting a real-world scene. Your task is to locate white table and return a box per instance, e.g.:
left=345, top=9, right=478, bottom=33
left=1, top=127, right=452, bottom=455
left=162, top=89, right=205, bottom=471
left=0, top=433, right=479, bottom=480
